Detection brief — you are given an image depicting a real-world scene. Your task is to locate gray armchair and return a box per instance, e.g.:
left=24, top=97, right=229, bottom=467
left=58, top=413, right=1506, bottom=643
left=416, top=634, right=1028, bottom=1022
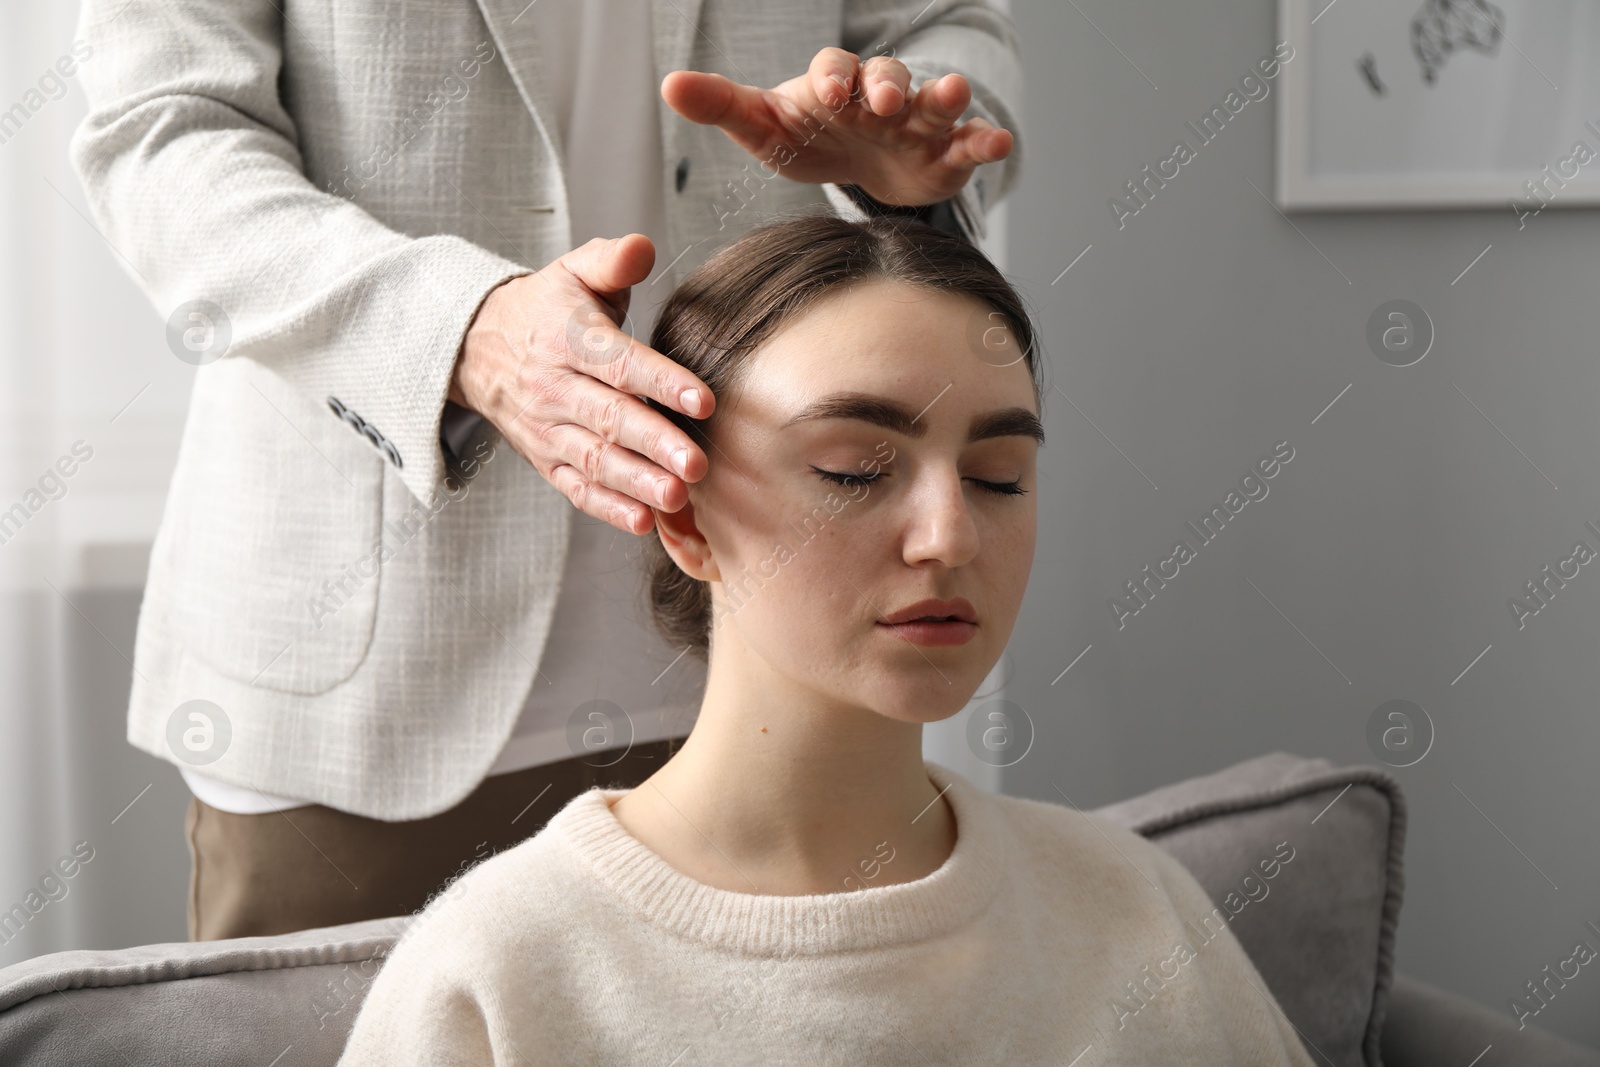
left=2, top=753, right=1596, bottom=1066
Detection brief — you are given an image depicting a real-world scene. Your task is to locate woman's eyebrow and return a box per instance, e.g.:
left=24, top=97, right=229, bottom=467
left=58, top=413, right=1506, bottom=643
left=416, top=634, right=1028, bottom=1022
left=781, top=391, right=1044, bottom=445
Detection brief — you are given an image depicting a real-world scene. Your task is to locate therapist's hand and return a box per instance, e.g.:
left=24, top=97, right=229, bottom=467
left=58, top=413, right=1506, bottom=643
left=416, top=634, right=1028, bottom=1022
left=660, top=49, right=1013, bottom=209
left=450, top=233, right=712, bottom=537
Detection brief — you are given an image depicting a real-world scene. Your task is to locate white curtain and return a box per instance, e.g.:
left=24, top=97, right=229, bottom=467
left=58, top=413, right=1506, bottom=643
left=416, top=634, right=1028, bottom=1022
left=0, top=1, right=195, bottom=966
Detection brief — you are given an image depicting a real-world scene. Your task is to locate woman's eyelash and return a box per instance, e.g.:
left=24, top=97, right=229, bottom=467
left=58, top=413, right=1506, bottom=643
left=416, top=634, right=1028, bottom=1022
left=811, top=468, right=1028, bottom=497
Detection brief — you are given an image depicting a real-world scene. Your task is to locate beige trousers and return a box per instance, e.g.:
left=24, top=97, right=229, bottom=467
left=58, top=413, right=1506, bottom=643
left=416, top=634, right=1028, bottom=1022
left=184, top=737, right=682, bottom=940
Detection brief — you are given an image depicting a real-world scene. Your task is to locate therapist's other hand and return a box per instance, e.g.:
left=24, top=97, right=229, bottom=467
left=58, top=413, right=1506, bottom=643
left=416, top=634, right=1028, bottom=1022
left=660, top=49, right=1013, bottom=209
left=450, top=233, right=712, bottom=537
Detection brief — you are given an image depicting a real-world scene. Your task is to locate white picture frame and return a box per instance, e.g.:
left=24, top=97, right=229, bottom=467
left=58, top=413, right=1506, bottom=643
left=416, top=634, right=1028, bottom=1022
left=1276, top=0, right=1600, bottom=210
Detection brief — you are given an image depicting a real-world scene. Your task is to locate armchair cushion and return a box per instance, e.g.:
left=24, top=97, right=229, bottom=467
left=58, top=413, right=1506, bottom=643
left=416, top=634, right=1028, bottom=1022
left=1090, top=752, right=1407, bottom=1067
left=0, top=914, right=406, bottom=1065
left=1382, top=972, right=1600, bottom=1066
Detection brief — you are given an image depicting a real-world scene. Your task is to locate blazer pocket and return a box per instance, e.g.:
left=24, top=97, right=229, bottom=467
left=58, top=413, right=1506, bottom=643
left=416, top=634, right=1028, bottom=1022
left=153, top=359, right=384, bottom=695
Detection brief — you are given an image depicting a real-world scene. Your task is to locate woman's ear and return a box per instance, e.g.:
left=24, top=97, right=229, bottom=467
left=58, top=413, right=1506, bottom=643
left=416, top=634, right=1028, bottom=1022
left=651, top=497, right=720, bottom=583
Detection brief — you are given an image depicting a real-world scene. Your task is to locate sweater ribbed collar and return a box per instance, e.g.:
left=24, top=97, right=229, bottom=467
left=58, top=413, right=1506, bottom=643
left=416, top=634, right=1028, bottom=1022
left=552, top=759, right=1009, bottom=955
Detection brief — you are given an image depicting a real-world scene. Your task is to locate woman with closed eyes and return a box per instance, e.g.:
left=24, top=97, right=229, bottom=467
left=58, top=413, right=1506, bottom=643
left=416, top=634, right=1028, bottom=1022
left=337, top=213, right=1316, bottom=1067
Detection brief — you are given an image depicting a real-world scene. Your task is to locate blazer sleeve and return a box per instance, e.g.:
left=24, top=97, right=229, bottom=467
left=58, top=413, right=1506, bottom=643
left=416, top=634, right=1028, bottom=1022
left=830, top=0, right=1027, bottom=244
left=66, top=0, right=531, bottom=507
left=824, top=181, right=971, bottom=241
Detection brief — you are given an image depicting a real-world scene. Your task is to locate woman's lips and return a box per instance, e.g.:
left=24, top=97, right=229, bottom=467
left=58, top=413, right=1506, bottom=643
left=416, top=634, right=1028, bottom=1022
left=874, top=619, right=978, bottom=646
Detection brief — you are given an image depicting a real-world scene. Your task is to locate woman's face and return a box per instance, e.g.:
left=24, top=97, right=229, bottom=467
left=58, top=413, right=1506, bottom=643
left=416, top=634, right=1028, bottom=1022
left=657, top=278, right=1042, bottom=725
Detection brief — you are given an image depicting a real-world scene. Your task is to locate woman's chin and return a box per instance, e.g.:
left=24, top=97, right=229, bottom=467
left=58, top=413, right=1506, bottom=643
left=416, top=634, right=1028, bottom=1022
left=867, top=686, right=988, bottom=726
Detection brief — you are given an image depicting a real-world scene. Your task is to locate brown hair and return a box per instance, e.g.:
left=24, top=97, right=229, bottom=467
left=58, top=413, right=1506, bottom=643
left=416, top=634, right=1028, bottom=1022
left=640, top=211, right=1044, bottom=659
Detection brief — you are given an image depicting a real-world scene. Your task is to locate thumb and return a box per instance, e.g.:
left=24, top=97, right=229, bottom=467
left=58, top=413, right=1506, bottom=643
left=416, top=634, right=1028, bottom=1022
left=558, top=233, right=656, bottom=302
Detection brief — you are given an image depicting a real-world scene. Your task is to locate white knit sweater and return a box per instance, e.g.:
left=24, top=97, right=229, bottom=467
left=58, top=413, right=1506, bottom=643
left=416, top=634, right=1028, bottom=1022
left=337, top=760, right=1317, bottom=1066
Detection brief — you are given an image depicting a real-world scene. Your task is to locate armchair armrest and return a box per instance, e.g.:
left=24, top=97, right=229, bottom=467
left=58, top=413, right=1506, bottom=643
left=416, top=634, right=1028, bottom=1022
left=1382, top=972, right=1600, bottom=1067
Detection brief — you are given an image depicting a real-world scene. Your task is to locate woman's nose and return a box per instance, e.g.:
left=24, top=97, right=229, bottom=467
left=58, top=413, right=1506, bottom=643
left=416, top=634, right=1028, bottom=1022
left=898, top=470, right=982, bottom=567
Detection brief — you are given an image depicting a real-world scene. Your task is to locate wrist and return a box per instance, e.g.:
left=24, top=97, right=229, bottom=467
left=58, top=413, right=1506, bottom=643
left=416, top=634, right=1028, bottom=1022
left=454, top=276, right=518, bottom=413
left=842, top=182, right=921, bottom=213
left=447, top=363, right=469, bottom=407
left=840, top=183, right=966, bottom=239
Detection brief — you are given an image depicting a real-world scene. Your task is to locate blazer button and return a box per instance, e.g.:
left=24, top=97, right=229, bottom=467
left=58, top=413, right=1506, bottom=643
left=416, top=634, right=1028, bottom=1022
left=675, top=155, right=690, bottom=193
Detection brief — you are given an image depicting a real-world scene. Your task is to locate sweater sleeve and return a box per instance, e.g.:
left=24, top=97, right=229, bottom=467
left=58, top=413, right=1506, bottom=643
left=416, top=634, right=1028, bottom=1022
left=336, top=917, right=503, bottom=1067
left=1144, top=845, right=1322, bottom=1067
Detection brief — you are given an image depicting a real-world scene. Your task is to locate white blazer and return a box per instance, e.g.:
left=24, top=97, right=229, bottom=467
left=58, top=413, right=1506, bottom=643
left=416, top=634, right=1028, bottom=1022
left=68, top=0, right=1025, bottom=819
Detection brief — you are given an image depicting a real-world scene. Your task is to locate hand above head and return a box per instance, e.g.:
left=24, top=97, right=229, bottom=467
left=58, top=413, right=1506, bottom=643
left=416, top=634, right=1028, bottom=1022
left=660, top=47, right=1014, bottom=209
left=450, top=234, right=712, bottom=537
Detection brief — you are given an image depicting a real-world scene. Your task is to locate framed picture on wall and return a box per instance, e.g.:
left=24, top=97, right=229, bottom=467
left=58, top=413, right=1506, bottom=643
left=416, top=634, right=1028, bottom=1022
left=1276, top=0, right=1600, bottom=210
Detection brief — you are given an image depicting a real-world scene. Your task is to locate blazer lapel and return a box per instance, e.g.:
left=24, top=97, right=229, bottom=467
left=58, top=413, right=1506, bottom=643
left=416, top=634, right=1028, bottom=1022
left=650, top=0, right=705, bottom=100
left=651, top=0, right=706, bottom=258
left=471, top=0, right=569, bottom=178
left=472, top=0, right=706, bottom=184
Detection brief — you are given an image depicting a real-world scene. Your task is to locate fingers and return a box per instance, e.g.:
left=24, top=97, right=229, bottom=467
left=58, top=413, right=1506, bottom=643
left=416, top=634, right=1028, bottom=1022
left=543, top=458, right=660, bottom=536
left=468, top=245, right=718, bottom=536
left=544, top=416, right=686, bottom=525
left=533, top=377, right=704, bottom=535
left=563, top=303, right=714, bottom=424
left=659, top=69, right=767, bottom=135
left=809, top=47, right=860, bottom=111
left=556, top=235, right=713, bottom=422
left=907, top=72, right=970, bottom=132
left=859, top=55, right=911, bottom=116
left=808, top=48, right=910, bottom=116
left=557, top=371, right=705, bottom=489
left=902, top=73, right=1015, bottom=169
left=943, top=115, right=1014, bottom=169
left=557, top=233, right=655, bottom=300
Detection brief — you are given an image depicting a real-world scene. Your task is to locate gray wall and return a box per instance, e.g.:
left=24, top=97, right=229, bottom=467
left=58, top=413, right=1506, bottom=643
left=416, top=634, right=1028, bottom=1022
left=1002, top=0, right=1600, bottom=1046
left=0, top=581, right=192, bottom=970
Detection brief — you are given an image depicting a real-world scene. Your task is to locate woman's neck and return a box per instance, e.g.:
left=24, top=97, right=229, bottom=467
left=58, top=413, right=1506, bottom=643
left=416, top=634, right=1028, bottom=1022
left=608, top=670, right=957, bottom=897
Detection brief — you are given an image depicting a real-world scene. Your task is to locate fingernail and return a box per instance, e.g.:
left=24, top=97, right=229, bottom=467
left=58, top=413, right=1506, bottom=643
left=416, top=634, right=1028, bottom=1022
left=671, top=447, right=689, bottom=477
left=682, top=388, right=702, bottom=414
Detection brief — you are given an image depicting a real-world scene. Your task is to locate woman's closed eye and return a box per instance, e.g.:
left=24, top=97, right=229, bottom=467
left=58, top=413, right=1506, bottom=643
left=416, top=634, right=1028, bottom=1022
left=811, top=467, right=1028, bottom=497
